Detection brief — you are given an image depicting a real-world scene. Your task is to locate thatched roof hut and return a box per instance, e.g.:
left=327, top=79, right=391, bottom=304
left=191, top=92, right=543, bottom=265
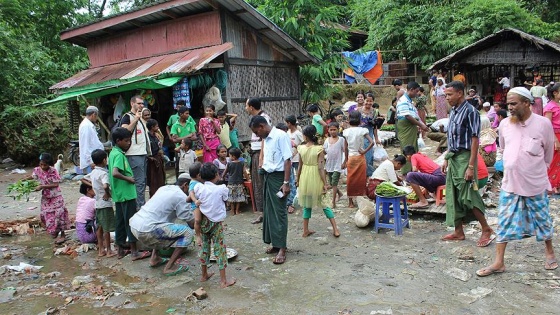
left=430, top=28, right=560, bottom=101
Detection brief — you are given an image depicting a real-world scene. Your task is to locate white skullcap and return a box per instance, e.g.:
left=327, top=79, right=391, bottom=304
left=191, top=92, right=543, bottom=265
left=482, top=102, right=491, bottom=107
left=85, top=106, right=99, bottom=115
left=178, top=172, right=191, bottom=180
left=508, top=87, right=534, bottom=103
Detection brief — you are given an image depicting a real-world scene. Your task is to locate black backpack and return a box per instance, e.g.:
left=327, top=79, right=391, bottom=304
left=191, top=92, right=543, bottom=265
left=111, top=112, right=132, bottom=134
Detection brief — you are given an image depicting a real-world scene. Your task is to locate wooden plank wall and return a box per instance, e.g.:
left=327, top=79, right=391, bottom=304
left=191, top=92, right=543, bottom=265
left=87, top=11, right=222, bottom=67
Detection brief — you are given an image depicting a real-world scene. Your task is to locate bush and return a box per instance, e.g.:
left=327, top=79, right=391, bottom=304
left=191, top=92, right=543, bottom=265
left=0, top=104, right=72, bottom=165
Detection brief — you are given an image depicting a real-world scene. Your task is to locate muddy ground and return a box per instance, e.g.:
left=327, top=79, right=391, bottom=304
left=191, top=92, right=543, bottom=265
left=1, top=139, right=560, bottom=315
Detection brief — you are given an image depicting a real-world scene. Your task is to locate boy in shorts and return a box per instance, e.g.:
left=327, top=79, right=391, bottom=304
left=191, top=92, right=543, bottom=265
left=82, top=149, right=116, bottom=257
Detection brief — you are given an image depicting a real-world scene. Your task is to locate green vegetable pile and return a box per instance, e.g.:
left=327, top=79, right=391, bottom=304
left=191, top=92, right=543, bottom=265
left=7, top=180, right=39, bottom=201
left=375, top=182, right=406, bottom=197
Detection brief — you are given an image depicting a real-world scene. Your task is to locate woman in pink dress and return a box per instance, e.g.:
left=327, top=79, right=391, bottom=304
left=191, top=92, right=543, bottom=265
left=544, top=83, right=560, bottom=193
left=198, top=105, right=222, bottom=163
left=25, top=153, right=70, bottom=244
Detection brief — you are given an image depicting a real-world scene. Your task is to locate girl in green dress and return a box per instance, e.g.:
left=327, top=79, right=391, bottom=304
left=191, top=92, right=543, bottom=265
left=296, top=125, right=340, bottom=238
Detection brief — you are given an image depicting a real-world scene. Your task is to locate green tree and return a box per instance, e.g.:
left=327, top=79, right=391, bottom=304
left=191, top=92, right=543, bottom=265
left=249, top=0, right=350, bottom=104
left=350, top=0, right=560, bottom=69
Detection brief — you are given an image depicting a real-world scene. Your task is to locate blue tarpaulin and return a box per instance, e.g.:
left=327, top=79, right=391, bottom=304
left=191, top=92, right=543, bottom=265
left=342, top=51, right=379, bottom=74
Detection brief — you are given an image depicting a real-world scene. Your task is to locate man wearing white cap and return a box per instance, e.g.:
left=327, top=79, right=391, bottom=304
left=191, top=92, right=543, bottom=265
left=79, top=106, right=104, bottom=174
left=477, top=87, right=557, bottom=276
left=481, top=102, right=496, bottom=122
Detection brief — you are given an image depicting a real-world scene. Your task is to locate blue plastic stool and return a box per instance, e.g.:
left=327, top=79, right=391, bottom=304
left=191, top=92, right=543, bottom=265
left=374, top=195, right=410, bottom=235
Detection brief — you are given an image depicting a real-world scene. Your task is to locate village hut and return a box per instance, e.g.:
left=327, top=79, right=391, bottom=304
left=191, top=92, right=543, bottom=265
left=430, top=28, right=560, bottom=102
left=43, top=0, right=317, bottom=141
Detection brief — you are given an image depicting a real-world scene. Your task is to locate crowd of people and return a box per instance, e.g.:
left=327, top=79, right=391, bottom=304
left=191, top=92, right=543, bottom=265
left=23, top=76, right=560, bottom=283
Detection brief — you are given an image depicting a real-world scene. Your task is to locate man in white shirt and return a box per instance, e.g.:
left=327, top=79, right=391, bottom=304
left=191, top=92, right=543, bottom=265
left=121, top=95, right=151, bottom=209
left=245, top=98, right=272, bottom=224
left=78, top=106, right=104, bottom=174
left=129, top=178, right=194, bottom=276
left=427, top=118, right=449, bottom=154
left=250, top=115, right=292, bottom=265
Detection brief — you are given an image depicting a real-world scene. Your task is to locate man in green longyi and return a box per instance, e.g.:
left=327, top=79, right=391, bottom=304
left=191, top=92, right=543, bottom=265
left=250, top=115, right=292, bottom=265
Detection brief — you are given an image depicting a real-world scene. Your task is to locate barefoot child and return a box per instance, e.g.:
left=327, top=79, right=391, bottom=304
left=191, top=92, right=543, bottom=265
left=193, top=163, right=236, bottom=288
left=324, top=122, right=347, bottom=208
left=82, top=149, right=117, bottom=257
left=297, top=125, right=341, bottom=237
left=109, top=127, right=149, bottom=261
left=75, top=183, right=97, bottom=244
left=343, top=111, right=375, bottom=207
left=25, top=153, right=70, bottom=244
left=222, top=148, right=248, bottom=215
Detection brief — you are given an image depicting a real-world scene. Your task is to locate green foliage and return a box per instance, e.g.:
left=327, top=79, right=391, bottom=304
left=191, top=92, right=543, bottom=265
left=249, top=0, right=350, bottom=105
left=7, top=180, right=39, bottom=201
left=0, top=103, right=72, bottom=165
left=350, top=0, right=560, bottom=69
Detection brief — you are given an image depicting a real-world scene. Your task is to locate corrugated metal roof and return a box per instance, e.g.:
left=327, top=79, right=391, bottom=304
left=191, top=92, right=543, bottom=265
left=50, top=42, right=232, bottom=91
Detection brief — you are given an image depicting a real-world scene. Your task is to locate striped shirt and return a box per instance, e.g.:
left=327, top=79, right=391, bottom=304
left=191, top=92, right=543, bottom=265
left=447, top=101, right=481, bottom=152
left=396, top=94, right=419, bottom=120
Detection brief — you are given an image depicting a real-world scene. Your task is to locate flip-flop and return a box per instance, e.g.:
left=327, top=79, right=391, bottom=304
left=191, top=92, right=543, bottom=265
left=149, top=258, right=169, bottom=268
left=117, top=249, right=131, bottom=259
left=477, top=235, right=496, bottom=247
left=131, top=250, right=151, bottom=261
left=164, top=264, right=189, bottom=277
left=265, top=247, right=280, bottom=254
left=545, top=259, right=559, bottom=270
left=272, top=254, right=286, bottom=264
left=441, top=234, right=466, bottom=241
left=251, top=216, right=263, bottom=224
left=476, top=266, right=505, bottom=277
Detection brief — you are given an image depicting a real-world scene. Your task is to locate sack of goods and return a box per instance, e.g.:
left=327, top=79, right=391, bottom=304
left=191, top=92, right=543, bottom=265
left=354, top=196, right=375, bottom=228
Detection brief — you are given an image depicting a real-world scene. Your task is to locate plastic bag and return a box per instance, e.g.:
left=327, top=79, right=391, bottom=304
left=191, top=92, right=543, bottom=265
left=417, top=136, right=426, bottom=149
left=373, top=146, right=388, bottom=162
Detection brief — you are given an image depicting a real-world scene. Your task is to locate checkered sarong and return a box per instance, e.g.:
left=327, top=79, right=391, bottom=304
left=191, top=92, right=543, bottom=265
left=496, top=190, right=553, bottom=243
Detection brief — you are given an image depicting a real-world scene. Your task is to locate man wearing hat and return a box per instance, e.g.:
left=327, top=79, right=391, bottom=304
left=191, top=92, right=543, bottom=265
left=79, top=106, right=105, bottom=174
left=476, top=87, right=557, bottom=276
left=441, top=81, right=494, bottom=247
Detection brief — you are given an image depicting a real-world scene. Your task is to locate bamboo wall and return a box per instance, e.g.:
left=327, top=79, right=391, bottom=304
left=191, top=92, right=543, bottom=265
left=226, top=64, right=300, bottom=141
left=463, top=39, right=560, bottom=65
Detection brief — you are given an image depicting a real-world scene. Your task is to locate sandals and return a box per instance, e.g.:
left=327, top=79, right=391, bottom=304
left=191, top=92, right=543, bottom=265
left=272, top=253, right=286, bottom=265
left=545, top=259, right=559, bottom=270
left=476, top=266, right=505, bottom=277
left=149, top=258, right=169, bottom=268
left=287, top=206, right=295, bottom=214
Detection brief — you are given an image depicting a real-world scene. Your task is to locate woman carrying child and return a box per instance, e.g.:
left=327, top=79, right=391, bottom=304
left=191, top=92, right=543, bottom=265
left=75, top=183, right=97, bottom=244
left=324, top=122, right=347, bottom=209
left=296, top=125, right=341, bottom=237
left=198, top=105, right=222, bottom=163
left=343, top=111, right=375, bottom=208
left=26, top=153, right=70, bottom=244
left=307, top=104, right=328, bottom=144
left=222, top=148, right=249, bottom=215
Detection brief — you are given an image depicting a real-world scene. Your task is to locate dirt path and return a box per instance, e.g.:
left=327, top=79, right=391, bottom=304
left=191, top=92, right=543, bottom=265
left=2, top=141, right=560, bottom=314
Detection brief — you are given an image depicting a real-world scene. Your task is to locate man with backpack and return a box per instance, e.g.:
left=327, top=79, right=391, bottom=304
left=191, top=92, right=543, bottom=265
left=120, top=95, right=151, bottom=209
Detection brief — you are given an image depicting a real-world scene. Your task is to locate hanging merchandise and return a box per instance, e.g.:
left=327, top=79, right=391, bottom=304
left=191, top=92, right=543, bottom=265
left=214, top=69, right=228, bottom=92
left=202, top=86, right=226, bottom=111
left=189, top=73, right=214, bottom=90
left=172, top=77, right=191, bottom=109
left=113, top=95, right=126, bottom=122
